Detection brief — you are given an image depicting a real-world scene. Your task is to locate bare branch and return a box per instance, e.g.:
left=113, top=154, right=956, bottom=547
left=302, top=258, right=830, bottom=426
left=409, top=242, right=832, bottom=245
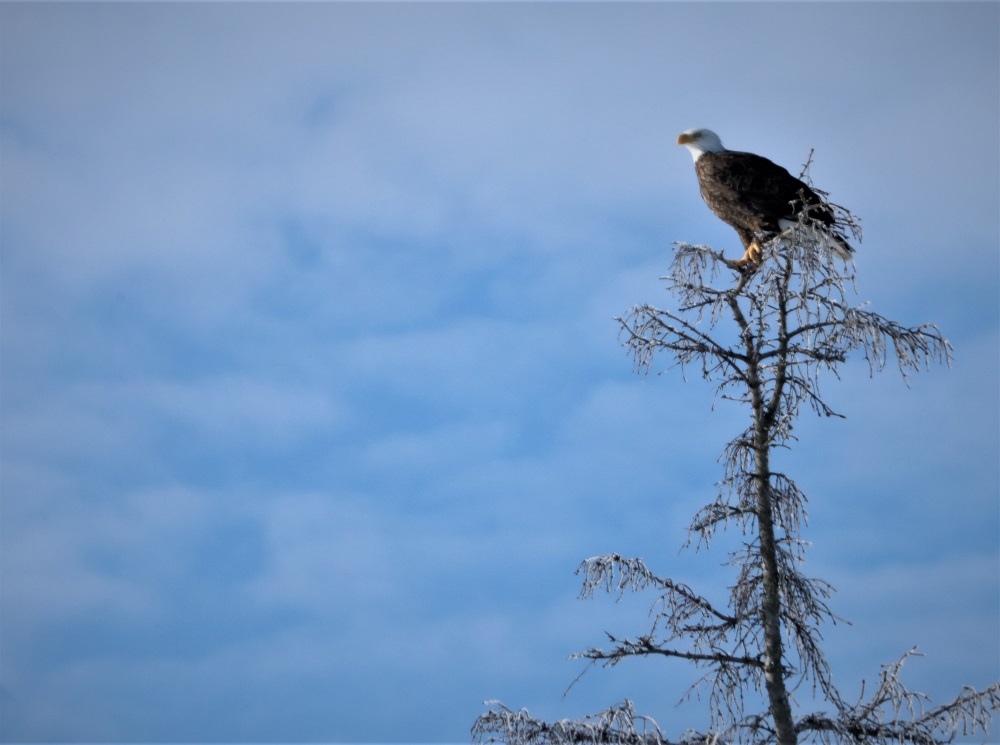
left=797, top=650, right=1000, bottom=744
left=576, top=555, right=737, bottom=626
left=473, top=700, right=700, bottom=745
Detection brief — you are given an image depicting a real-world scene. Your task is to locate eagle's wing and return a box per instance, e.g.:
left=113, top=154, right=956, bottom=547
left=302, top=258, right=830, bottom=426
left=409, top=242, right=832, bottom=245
left=715, top=151, right=814, bottom=225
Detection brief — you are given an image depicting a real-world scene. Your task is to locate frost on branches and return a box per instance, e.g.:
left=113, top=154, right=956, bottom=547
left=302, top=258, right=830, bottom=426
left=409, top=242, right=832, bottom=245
left=472, top=193, right=999, bottom=745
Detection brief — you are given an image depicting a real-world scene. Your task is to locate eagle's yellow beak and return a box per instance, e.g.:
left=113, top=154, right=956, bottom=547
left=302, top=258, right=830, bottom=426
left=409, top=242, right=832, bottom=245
left=677, top=132, right=694, bottom=145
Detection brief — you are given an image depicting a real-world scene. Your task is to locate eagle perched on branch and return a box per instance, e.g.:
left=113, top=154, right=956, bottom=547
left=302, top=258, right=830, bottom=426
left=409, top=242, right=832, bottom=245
left=677, top=128, right=854, bottom=268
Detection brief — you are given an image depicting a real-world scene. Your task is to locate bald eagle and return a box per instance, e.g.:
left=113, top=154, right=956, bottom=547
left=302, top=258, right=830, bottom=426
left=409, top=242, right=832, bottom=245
left=677, top=128, right=854, bottom=267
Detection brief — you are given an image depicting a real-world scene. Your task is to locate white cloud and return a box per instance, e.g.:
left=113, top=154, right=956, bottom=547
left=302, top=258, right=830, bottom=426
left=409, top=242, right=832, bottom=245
left=245, top=491, right=397, bottom=617
left=1, top=485, right=211, bottom=646
left=142, top=375, right=347, bottom=446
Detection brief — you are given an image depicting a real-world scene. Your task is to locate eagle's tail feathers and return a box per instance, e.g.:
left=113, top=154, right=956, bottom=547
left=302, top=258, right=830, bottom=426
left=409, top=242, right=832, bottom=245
left=825, top=232, right=855, bottom=261
left=777, top=218, right=854, bottom=261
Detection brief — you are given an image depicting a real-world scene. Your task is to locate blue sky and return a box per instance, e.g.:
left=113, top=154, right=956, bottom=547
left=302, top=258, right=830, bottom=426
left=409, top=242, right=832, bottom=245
left=1, top=2, right=997, bottom=742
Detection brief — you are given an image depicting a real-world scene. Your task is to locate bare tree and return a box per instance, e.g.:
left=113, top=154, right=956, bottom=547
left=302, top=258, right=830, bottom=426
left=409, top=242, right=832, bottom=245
left=473, top=187, right=999, bottom=744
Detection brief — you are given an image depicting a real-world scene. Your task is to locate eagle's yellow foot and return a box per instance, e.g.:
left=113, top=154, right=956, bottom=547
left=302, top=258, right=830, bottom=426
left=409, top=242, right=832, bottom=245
left=743, top=241, right=763, bottom=264
left=726, top=241, right=762, bottom=271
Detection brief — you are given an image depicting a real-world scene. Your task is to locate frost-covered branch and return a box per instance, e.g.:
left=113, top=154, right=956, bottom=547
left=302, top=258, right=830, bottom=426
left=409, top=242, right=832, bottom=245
left=473, top=700, right=695, bottom=745
left=577, top=555, right=737, bottom=626
left=796, top=650, right=1000, bottom=744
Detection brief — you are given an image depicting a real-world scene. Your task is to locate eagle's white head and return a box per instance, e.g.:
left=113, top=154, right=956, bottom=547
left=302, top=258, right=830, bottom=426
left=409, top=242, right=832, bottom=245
left=677, top=128, right=726, bottom=161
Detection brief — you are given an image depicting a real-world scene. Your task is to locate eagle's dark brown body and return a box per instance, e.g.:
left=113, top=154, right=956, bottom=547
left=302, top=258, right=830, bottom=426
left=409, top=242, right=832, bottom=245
left=694, top=150, right=844, bottom=254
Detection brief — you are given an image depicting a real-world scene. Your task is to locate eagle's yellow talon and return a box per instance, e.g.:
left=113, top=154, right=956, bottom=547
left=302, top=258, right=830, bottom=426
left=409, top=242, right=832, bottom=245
left=726, top=241, right=761, bottom=272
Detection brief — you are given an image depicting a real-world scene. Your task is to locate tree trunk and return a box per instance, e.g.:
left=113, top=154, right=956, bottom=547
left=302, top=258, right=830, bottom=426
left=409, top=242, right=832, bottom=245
left=749, top=348, right=797, bottom=745
left=755, top=440, right=796, bottom=745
